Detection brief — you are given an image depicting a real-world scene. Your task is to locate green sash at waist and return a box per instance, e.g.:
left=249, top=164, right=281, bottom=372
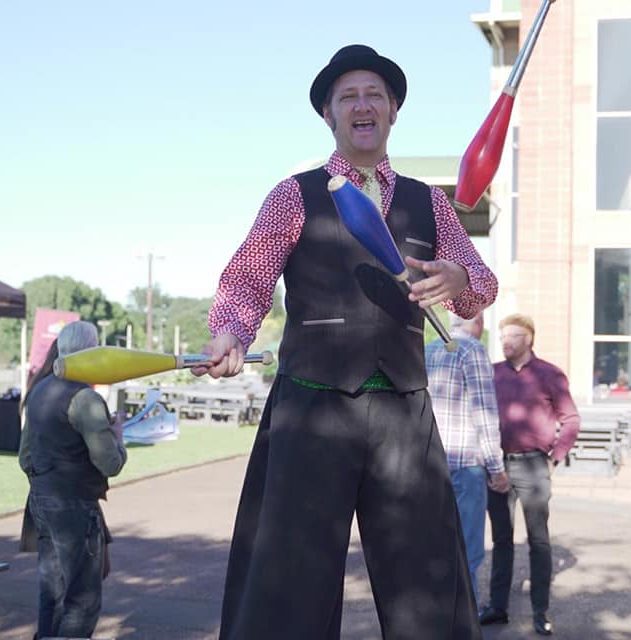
left=290, top=370, right=395, bottom=392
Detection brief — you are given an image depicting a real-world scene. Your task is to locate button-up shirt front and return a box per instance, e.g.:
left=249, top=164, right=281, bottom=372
left=494, top=355, right=580, bottom=462
left=426, top=332, right=504, bottom=474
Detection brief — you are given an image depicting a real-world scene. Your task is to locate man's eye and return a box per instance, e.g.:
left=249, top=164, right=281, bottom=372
left=340, top=95, right=354, bottom=101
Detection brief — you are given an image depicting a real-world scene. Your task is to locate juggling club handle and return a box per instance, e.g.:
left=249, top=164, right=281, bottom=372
left=177, top=351, right=274, bottom=368
left=327, top=175, right=456, bottom=351
left=404, top=281, right=458, bottom=352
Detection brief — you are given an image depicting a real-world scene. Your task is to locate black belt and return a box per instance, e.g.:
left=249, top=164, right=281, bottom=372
left=504, top=451, right=545, bottom=461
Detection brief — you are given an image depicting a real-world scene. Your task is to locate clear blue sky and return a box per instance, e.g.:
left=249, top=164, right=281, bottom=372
left=1, top=0, right=492, bottom=304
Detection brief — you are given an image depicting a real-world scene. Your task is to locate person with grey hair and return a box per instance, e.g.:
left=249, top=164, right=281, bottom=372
left=426, top=311, right=509, bottom=606
left=18, top=320, right=127, bottom=640
left=56, top=319, right=99, bottom=356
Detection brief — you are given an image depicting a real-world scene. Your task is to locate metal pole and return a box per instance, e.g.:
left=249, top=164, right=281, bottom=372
left=146, top=252, right=153, bottom=351
left=20, top=319, right=27, bottom=397
left=174, top=325, right=180, bottom=356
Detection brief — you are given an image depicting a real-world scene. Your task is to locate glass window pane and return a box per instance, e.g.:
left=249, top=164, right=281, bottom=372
left=594, top=249, right=631, bottom=335
left=597, top=118, right=631, bottom=210
left=593, top=342, right=631, bottom=403
left=598, top=20, right=631, bottom=111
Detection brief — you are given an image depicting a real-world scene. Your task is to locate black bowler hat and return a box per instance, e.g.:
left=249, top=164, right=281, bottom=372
left=309, top=44, right=407, bottom=116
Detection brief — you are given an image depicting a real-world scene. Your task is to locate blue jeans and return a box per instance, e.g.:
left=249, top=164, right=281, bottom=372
left=28, top=493, right=105, bottom=639
left=451, top=466, right=487, bottom=606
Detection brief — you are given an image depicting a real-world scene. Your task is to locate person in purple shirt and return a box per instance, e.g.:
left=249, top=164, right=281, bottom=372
left=479, top=314, right=580, bottom=636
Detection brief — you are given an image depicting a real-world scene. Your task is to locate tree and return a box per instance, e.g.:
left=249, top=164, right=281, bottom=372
left=0, top=276, right=138, bottom=364
left=125, top=285, right=212, bottom=353
left=0, top=319, right=23, bottom=366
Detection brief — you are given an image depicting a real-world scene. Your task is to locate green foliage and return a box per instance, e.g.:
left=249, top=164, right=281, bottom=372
left=0, top=276, right=285, bottom=375
left=23, top=275, right=138, bottom=349
left=0, top=276, right=139, bottom=364
left=423, top=307, right=489, bottom=348
left=250, top=286, right=285, bottom=379
left=0, top=277, right=217, bottom=362
left=0, top=319, right=23, bottom=366
left=423, top=305, right=450, bottom=345
left=0, top=425, right=257, bottom=515
left=126, top=285, right=213, bottom=353
left=164, top=296, right=213, bottom=353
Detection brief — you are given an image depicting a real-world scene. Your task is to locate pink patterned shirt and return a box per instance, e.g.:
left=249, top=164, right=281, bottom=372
left=209, top=151, right=498, bottom=349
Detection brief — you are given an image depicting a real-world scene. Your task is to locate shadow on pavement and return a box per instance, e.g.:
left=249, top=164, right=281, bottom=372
left=479, top=538, right=631, bottom=639
left=2, top=457, right=631, bottom=639
left=0, top=533, right=380, bottom=640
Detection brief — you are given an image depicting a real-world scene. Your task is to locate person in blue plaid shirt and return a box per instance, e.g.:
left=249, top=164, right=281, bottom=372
left=426, top=312, right=509, bottom=605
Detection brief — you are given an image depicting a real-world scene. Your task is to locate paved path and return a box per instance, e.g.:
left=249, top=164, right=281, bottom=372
left=1, top=456, right=631, bottom=639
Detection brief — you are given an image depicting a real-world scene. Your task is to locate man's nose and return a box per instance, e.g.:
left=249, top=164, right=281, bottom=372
left=352, top=95, right=371, bottom=110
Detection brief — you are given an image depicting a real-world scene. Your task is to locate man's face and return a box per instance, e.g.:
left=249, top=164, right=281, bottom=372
left=499, top=324, right=533, bottom=361
left=322, top=70, right=397, bottom=166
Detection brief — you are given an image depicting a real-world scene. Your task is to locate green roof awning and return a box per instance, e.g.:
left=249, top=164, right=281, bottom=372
left=390, top=156, right=460, bottom=181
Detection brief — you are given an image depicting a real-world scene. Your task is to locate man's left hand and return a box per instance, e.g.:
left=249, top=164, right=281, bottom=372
left=405, top=257, right=469, bottom=308
left=547, top=457, right=559, bottom=474
left=109, top=412, right=125, bottom=445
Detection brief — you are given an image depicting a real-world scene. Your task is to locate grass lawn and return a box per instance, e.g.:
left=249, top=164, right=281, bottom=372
left=0, top=424, right=256, bottom=516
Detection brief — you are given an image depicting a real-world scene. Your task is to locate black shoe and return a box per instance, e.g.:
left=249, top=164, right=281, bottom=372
left=479, top=605, right=509, bottom=625
left=533, top=612, right=553, bottom=635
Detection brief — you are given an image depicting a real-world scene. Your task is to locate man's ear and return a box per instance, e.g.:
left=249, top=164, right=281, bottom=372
left=389, top=101, right=398, bottom=125
left=323, top=105, right=336, bottom=132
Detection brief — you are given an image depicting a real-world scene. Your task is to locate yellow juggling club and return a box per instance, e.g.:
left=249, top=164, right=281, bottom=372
left=53, top=346, right=274, bottom=385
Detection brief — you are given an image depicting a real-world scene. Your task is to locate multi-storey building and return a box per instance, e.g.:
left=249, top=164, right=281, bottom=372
left=473, top=0, right=631, bottom=404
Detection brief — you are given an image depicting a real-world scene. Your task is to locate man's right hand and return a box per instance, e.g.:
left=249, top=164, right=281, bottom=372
left=488, top=471, right=510, bottom=494
left=190, top=334, right=245, bottom=379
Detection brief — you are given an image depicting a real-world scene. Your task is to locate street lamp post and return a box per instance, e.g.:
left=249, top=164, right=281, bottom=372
left=138, top=252, right=164, bottom=351
left=96, top=319, right=111, bottom=347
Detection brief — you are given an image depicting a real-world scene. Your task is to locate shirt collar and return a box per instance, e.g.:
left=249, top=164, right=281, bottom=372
left=504, top=352, right=537, bottom=371
left=325, top=151, right=396, bottom=189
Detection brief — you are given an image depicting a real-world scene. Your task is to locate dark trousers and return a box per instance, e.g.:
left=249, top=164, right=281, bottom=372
left=29, top=493, right=106, bottom=639
left=219, top=376, right=481, bottom=639
left=487, top=453, right=552, bottom=614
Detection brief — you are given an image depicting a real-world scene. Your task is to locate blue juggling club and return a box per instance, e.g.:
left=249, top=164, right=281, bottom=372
left=328, top=175, right=457, bottom=351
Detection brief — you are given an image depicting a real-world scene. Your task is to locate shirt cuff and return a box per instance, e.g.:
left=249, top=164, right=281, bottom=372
left=485, top=458, right=505, bottom=475
left=451, top=268, right=495, bottom=319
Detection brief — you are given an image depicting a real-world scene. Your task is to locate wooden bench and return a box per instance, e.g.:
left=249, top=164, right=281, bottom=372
left=116, top=384, right=269, bottom=426
left=558, top=420, right=622, bottom=477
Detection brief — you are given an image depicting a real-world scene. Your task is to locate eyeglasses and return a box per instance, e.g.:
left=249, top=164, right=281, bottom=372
left=500, top=332, right=529, bottom=342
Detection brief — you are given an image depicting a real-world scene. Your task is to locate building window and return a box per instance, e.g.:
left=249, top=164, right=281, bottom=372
left=593, top=248, right=631, bottom=402
left=597, top=19, right=631, bottom=211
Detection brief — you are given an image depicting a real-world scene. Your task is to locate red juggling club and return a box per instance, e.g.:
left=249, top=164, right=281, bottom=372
left=454, top=0, right=557, bottom=212
left=328, top=175, right=457, bottom=351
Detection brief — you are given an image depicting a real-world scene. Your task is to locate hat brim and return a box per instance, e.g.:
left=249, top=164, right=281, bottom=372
left=310, top=53, right=407, bottom=116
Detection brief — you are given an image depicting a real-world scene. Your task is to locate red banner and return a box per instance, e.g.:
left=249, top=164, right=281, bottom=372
left=29, top=308, right=80, bottom=374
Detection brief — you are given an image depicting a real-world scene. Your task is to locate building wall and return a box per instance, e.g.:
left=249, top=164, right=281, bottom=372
left=487, top=0, right=631, bottom=403
left=517, top=0, right=575, bottom=378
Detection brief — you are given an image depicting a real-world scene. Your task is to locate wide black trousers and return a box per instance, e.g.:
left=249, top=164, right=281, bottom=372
left=219, top=376, right=481, bottom=639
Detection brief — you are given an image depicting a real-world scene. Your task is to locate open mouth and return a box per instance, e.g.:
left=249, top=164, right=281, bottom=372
left=352, top=119, right=375, bottom=131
